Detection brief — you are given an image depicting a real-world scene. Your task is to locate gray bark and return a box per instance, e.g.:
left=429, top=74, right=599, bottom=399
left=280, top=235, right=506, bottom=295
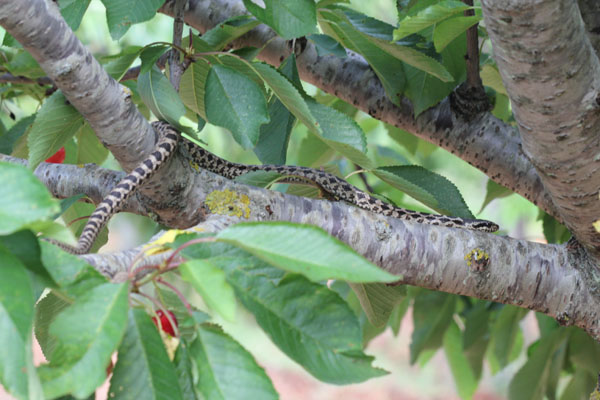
left=482, top=0, right=600, bottom=254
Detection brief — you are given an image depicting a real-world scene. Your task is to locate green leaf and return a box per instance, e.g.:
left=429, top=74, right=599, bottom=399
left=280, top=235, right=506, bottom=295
left=374, top=165, right=474, bottom=219
left=180, top=60, right=211, bottom=120
left=76, top=124, right=109, bottom=165
left=103, top=46, right=142, bottom=80
left=201, top=15, right=262, bottom=51
left=0, top=163, right=59, bottom=235
left=6, top=50, right=44, bottom=79
left=139, top=43, right=170, bottom=75
left=0, top=115, right=35, bottom=155
left=348, top=283, right=406, bottom=327
left=559, top=368, right=596, bottom=400
left=479, top=179, right=512, bottom=213
left=179, top=259, right=237, bottom=321
left=190, top=323, right=278, bottom=400
left=205, top=64, right=269, bottom=149
left=39, top=283, right=129, bottom=399
left=108, top=308, right=184, bottom=400
left=541, top=212, right=571, bottom=244
left=0, top=244, right=37, bottom=400
left=307, top=34, right=347, bottom=57
left=173, top=341, right=197, bottom=400
left=434, top=15, right=480, bottom=52
left=40, top=240, right=106, bottom=289
left=59, top=0, right=92, bottom=31
left=567, top=328, right=600, bottom=375
left=138, top=66, right=188, bottom=131
left=443, top=322, right=478, bottom=400
left=410, top=290, right=455, bottom=363
left=34, top=291, right=72, bottom=362
left=489, top=305, right=527, bottom=370
left=28, top=91, right=85, bottom=169
left=214, top=258, right=388, bottom=384
left=0, top=230, right=54, bottom=295
left=242, top=0, right=317, bottom=39
left=319, top=9, right=405, bottom=106
left=216, top=222, right=398, bottom=283
left=253, top=58, right=298, bottom=164
left=393, top=1, right=471, bottom=40
left=305, top=98, right=373, bottom=168
left=481, top=64, right=507, bottom=96
left=100, top=0, right=164, bottom=40
left=508, top=330, right=568, bottom=400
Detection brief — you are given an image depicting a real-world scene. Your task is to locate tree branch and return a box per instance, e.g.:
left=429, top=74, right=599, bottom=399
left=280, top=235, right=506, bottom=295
left=10, top=150, right=597, bottom=339
left=481, top=0, right=600, bottom=255
left=0, top=0, right=193, bottom=227
left=158, top=0, right=561, bottom=221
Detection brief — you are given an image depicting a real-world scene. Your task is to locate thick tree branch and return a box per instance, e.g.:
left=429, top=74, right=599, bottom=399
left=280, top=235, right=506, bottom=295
left=0, top=0, right=193, bottom=227
left=9, top=150, right=597, bottom=339
left=481, top=0, right=600, bottom=254
left=159, top=0, right=560, bottom=221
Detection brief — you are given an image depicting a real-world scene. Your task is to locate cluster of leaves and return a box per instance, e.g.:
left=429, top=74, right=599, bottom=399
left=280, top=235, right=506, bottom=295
left=0, top=0, right=583, bottom=399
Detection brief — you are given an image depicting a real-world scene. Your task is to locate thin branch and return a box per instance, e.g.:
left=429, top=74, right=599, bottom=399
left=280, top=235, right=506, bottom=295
left=169, top=0, right=188, bottom=91
left=463, top=0, right=482, bottom=90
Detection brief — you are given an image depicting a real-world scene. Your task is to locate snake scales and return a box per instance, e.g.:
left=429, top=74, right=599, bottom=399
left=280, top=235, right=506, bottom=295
left=46, top=121, right=498, bottom=254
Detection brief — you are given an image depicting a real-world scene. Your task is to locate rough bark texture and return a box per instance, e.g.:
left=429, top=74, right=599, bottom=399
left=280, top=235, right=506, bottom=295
left=482, top=0, right=600, bottom=255
left=0, top=0, right=191, bottom=221
left=159, top=0, right=560, bottom=221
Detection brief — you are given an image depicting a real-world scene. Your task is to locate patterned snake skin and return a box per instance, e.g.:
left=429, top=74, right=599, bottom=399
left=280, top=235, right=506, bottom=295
left=46, top=121, right=498, bottom=254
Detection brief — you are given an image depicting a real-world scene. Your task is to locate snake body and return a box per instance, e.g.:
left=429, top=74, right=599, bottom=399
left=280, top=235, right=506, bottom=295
left=47, top=121, right=498, bottom=254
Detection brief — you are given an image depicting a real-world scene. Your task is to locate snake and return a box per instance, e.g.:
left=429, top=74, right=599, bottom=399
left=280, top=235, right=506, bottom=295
left=45, top=121, right=499, bottom=254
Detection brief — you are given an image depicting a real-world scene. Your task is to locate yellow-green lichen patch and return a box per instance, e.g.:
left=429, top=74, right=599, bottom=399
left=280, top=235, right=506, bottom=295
left=205, top=189, right=251, bottom=219
left=189, top=160, right=200, bottom=172
left=464, top=248, right=490, bottom=271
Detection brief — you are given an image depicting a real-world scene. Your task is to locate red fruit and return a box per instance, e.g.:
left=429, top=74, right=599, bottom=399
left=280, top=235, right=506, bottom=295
left=152, top=310, right=178, bottom=336
left=45, top=147, right=66, bottom=163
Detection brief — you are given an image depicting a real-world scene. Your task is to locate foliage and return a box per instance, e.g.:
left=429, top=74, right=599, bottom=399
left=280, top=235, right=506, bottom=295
left=0, top=0, right=590, bottom=399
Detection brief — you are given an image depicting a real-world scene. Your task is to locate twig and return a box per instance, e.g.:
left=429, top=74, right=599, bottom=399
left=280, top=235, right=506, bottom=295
left=352, top=163, right=374, bottom=193
left=169, top=0, right=188, bottom=91
left=463, top=0, right=482, bottom=89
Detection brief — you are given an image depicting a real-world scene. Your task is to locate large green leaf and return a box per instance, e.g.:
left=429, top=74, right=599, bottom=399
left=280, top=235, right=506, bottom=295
left=348, top=283, right=406, bottom=327
left=242, top=0, right=317, bottom=39
left=138, top=66, right=188, bottom=132
left=100, top=0, right=164, bottom=40
left=0, top=115, right=35, bottom=155
left=393, top=1, right=471, bottom=40
left=108, top=308, right=184, bottom=400
left=319, top=9, right=406, bottom=106
left=39, top=241, right=106, bottom=289
left=179, top=259, right=237, bottom=321
left=201, top=15, right=262, bottom=51
left=103, top=46, right=142, bottom=81
left=410, top=290, right=455, bottom=363
left=508, top=330, right=568, bottom=400
left=0, top=163, right=59, bottom=235
left=216, top=222, right=398, bottom=283
left=488, top=305, right=527, bottom=371
left=27, top=91, right=85, bottom=169
left=38, top=283, right=129, bottom=399
left=59, top=0, right=91, bottom=31
left=214, top=257, right=388, bottom=384
left=374, top=165, right=474, bottom=219
left=190, top=323, right=278, bottom=400
left=204, top=64, right=270, bottom=149
left=0, top=244, right=38, bottom=400
left=443, top=322, right=478, bottom=400
left=173, top=341, right=197, bottom=400
left=179, top=59, right=211, bottom=120
left=76, top=123, right=109, bottom=165
left=34, top=291, right=72, bottom=362
left=434, top=15, right=480, bottom=52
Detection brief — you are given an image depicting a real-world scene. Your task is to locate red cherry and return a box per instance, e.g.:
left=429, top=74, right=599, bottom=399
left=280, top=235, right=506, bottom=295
left=152, top=310, right=178, bottom=336
left=45, top=147, right=66, bottom=163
